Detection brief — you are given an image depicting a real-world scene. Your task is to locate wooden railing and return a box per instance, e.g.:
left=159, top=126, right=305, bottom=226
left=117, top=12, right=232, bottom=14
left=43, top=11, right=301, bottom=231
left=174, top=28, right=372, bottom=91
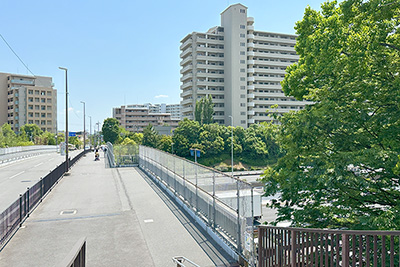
left=258, top=226, right=400, bottom=267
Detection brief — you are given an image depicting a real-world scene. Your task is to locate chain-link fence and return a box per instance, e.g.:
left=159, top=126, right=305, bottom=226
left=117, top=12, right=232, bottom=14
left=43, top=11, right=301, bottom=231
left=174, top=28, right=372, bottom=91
left=105, top=142, right=139, bottom=168
left=138, top=145, right=257, bottom=265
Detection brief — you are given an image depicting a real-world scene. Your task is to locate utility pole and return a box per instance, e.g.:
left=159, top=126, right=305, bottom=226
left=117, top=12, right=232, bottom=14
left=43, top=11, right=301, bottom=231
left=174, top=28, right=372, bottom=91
left=89, top=116, right=92, bottom=147
left=81, top=101, right=86, bottom=150
left=59, top=67, right=69, bottom=172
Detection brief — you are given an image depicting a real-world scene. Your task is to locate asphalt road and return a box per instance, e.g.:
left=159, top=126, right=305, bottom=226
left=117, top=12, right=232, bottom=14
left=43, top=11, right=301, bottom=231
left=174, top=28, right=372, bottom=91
left=0, top=150, right=82, bottom=211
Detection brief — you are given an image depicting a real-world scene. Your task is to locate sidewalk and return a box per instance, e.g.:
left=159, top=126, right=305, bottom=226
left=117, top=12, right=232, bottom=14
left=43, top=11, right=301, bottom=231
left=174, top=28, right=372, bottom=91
left=0, top=152, right=237, bottom=266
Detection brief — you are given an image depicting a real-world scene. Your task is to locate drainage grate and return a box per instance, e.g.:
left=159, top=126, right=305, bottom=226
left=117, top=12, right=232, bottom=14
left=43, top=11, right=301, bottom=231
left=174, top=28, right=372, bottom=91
left=60, top=210, right=77, bottom=215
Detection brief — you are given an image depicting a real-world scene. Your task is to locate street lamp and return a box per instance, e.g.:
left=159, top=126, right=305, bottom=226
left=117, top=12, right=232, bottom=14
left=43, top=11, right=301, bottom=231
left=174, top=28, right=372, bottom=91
left=59, top=67, right=68, bottom=172
left=89, top=116, right=92, bottom=147
left=80, top=101, right=86, bottom=150
left=229, top=115, right=234, bottom=178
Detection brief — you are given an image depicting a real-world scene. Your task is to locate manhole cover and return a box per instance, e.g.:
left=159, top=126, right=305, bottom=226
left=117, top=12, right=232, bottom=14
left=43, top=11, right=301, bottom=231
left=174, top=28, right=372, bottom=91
left=60, top=210, right=77, bottom=215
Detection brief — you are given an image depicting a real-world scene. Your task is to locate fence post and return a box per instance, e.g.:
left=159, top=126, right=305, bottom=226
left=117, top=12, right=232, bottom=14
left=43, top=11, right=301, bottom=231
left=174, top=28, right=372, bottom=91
left=212, top=171, right=216, bottom=230
left=236, top=180, right=241, bottom=255
left=19, top=194, right=23, bottom=227
left=342, top=234, right=349, bottom=267
left=291, top=230, right=296, bottom=267
left=26, top=187, right=30, bottom=217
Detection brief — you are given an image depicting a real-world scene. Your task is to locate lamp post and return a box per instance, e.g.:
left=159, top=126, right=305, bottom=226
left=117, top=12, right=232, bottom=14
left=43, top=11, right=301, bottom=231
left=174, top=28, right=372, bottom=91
left=89, top=116, right=92, bottom=147
left=59, top=67, right=68, bottom=172
left=80, top=101, right=86, bottom=150
left=229, top=115, right=234, bottom=178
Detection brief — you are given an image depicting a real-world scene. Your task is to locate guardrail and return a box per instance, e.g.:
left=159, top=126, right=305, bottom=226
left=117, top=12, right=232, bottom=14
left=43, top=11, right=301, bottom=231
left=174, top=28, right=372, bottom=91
left=0, top=145, right=57, bottom=156
left=0, top=150, right=88, bottom=251
left=258, top=226, right=400, bottom=267
left=59, top=237, right=86, bottom=267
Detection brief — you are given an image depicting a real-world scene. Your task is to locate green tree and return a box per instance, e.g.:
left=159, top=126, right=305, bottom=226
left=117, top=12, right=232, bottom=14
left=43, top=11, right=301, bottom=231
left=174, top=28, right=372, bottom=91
left=20, top=124, right=43, bottom=142
left=262, top=0, right=400, bottom=230
left=102, top=118, right=120, bottom=144
left=199, top=123, right=224, bottom=156
left=195, top=95, right=214, bottom=124
left=1, top=123, right=17, bottom=147
left=142, top=124, right=160, bottom=148
left=172, top=118, right=200, bottom=156
left=158, top=135, right=173, bottom=152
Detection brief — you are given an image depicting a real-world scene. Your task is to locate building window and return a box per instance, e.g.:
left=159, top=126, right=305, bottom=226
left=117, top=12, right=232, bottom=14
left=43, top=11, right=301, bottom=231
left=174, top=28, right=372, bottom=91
left=240, top=86, right=245, bottom=90
left=240, top=77, right=245, bottom=81
left=240, top=25, right=245, bottom=29
left=240, top=51, right=245, bottom=55
left=241, top=112, right=246, bottom=115
left=240, top=94, right=246, bottom=98
left=240, top=103, right=246, bottom=107
left=28, top=90, right=33, bottom=95
left=240, top=60, right=245, bottom=64
left=240, top=33, right=245, bottom=38
left=240, top=69, right=245, bottom=72
left=241, top=120, right=246, bottom=124
left=240, top=42, right=245, bottom=46
left=240, top=9, right=245, bottom=13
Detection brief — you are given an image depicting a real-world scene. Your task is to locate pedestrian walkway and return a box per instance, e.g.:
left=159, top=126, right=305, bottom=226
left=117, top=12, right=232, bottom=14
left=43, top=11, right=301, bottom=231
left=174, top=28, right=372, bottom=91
left=0, top=152, right=237, bottom=266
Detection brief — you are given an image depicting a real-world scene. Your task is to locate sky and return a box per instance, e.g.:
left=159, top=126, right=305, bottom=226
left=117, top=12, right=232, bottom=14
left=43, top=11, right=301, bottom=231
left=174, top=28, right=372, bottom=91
left=0, top=0, right=334, bottom=132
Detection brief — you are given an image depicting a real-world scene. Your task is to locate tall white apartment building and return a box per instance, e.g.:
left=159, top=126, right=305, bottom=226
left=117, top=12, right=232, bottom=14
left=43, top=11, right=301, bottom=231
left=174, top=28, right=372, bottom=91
left=180, top=3, right=309, bottom=127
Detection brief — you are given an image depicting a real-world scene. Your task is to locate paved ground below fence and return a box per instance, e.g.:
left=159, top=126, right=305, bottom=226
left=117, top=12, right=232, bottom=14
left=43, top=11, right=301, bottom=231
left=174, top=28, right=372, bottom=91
left=0, top=152, right=237, bottom=267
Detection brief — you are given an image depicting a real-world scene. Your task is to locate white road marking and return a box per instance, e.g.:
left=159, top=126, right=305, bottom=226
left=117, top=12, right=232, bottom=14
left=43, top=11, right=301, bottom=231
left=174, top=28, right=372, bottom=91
left=144, top=219, right=154, bottom=223
left=34, top=162, right=43, bottom=167
left=9, top=171, right=25, bottom=179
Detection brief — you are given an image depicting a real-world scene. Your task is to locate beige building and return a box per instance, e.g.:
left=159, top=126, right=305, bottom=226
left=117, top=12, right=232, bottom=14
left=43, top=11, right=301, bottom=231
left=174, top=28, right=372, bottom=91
left=0, top=73, right=57, bottom=133
left=113, top=106, right=180, bottom=134
left=180, top=3, right=309, bottom=127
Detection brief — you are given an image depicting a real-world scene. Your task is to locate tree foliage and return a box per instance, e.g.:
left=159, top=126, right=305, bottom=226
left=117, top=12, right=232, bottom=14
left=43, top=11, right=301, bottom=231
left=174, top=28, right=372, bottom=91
left=262, top=0, right=400, bottom=230
left=142, top=124, right=160, bottom=148
left=102, top=118, right=120, bottom=144
left=195, top=95, right=214, bottom=124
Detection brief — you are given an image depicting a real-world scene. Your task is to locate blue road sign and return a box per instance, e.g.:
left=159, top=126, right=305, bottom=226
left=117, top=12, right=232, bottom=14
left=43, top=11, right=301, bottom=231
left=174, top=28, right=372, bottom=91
left=68, top=132, right=76, bottom=137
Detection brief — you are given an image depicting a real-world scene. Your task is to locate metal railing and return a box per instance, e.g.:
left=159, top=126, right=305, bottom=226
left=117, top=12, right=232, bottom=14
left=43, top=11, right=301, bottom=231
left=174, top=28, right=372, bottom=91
left=0, top=145, right=57, bottom=164
left=139, top=145, right=257, bottom=265
left=172, top=256, right=200, bottom=267
left=0, top=145, right=57, bottom=156
left=105, top=142, right=138, bottom=167
left=258, top=226, right=400, bottom=267
left=59, top=237, right=86, bottom=267
left=0, top=150, right=88, bottom=251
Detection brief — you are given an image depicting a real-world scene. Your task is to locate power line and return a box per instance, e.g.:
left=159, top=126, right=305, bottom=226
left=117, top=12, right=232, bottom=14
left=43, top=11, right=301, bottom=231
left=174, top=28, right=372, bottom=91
left=0, top=33, right=36, bottom=77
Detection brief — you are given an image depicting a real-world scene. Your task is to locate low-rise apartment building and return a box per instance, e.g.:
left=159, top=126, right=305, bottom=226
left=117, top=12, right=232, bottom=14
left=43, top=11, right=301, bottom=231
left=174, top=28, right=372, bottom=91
left=113, top=105, right=180, bottom=134
left=0, top=73, right=57, bottom=133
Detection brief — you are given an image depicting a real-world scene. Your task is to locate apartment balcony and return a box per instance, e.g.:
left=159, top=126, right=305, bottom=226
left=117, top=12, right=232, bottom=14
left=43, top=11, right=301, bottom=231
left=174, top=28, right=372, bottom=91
left=181, top=98, right=193, bottom=106
left=10, top=79, right=34, bottom=85
left=248, top=93, right=255, bottom=99
left=247, top=51, right=255, bottom=56
left=248, top=110, right=255, bottom=116
left=248, top=118, right=255, bottom=124
left=248, top=34, right=255, bottom=39
left=180, top=56, right=193, bottom=66
left=248, top=102, right=255, bottom=107
left=247, top=43, right=255, bottom=48
left=247, top=25, right=254, bottom=31
left=180, top=48, right=192, bottom=58
left=248, top=68, right=255, bottom=73
left=248, top=85, right=255, bottom=90
left=180, top=64, right=193, bottom=74
left=248, top=77, right=255, bottom=82
left=180, top=38, right=192, bottom=50
left=181, top=82, right=193, bottom=89
left=248, top=60, right=255, bottom=65
left=247, top=17, right=255, bottom=23
left=182, top=106, right=194, bottom=114
left=180, top=73, right=193, bottom=82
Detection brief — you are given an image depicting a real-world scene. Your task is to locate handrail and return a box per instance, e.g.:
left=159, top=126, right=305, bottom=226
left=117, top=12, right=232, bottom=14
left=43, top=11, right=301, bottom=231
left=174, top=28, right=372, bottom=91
left=58, top=237, right=86, bottom=267
left=172, top=256, right=201, bottom=267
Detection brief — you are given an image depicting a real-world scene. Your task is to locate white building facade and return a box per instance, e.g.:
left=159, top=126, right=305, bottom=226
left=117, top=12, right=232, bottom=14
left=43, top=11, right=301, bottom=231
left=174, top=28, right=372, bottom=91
left=180, top=3, right=309, bottom=127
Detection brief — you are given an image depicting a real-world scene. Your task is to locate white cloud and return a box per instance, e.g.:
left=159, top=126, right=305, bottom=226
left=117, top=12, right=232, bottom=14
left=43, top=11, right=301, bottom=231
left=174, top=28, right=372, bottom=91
left=155, top=95, right=168, bottom=99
